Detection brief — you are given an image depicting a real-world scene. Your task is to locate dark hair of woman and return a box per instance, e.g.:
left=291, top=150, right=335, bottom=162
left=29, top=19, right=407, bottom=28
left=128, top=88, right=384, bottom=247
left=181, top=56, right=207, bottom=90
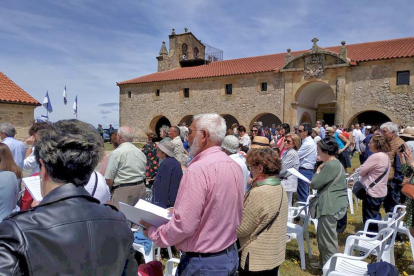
left=317, top=136, right=339, bottom=156
left=280, top=123, right=290, bottom=135
left=238, top=125, right=247, bottom=133
left=370, top=135, right=391, bottom=152
left=246, top=147, right=281, bottom=176
left=0, top=143, right=23, bottom=179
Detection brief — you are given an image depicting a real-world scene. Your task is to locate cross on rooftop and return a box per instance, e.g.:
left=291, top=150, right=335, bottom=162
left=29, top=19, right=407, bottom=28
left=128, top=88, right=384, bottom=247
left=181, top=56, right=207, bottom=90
left=312, top=38, right=319, bottom=47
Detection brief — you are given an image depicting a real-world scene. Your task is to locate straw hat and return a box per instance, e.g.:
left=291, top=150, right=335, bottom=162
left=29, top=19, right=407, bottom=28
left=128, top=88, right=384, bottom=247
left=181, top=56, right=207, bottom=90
left=312, top=127, right=321, bottom=135
left=400, top=127, right=414, bottom=139
left=157, top=141, right=175, bottom=157
left=251, top=136, right=270, bottom=149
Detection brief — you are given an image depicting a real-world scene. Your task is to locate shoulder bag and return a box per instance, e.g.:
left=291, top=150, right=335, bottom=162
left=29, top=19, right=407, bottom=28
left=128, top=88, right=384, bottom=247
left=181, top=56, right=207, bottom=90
left=352, top=163, right=389, bottom=200
left=309, top=165, right=344, bottom=219
left=238, top=186, right=284, bottom=253
left=91, top=172, right=98, bottom=197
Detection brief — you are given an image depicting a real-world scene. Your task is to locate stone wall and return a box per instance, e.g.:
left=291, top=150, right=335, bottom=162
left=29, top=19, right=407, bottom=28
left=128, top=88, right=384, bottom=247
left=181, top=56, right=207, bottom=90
left=120, top=72, right=284, bottom=141
left=345, top=57, right=414, bottom=126
left=0, top=103, right=37, bottom=141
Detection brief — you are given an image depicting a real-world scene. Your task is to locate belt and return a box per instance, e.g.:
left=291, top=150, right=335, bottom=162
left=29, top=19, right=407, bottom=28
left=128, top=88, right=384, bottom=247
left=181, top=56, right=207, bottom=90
left=181, top=243, right=236, bottom=258
left=299, top=167, right=313, bottom=171
left=113, top=180, right=145, bottom=191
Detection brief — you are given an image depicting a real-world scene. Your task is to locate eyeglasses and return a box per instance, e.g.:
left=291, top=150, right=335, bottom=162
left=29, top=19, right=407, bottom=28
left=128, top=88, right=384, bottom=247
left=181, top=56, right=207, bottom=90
left=188, top=129, right=203, bottom=135
left=284, top=139, right=292, bottom=144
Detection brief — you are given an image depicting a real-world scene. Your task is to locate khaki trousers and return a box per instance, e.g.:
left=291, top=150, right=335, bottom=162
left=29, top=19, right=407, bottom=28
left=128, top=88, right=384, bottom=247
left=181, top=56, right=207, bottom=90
left=112, top=184, right=146, bottom=209
left=317, top=215, right=339, bottom=265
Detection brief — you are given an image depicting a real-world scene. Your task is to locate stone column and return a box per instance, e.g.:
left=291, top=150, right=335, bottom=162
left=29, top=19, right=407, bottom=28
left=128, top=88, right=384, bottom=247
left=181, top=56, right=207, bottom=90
left=335, top=69, right=347, bottom=126
left=283, top=72, right=296, bottom=127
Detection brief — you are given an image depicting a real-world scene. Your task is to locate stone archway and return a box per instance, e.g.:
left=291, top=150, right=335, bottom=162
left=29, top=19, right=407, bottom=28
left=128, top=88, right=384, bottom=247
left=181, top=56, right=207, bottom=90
left=347, top=110, right=394, bottom=127
left=249, top=113, right=282, bottom=130
left=295, top=81, right=336, bottom=126
left=179, top=115, right=194, bottom=127
left=299, top=111, right=312, bottom=124
left=149, top=115, right=171, bottom=141
left=221, top=114, right=239, bottom=130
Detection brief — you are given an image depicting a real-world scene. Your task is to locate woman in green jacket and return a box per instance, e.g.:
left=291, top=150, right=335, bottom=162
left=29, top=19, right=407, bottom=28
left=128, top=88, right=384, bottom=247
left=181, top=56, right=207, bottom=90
left=310, top=136, right=348, bottom=269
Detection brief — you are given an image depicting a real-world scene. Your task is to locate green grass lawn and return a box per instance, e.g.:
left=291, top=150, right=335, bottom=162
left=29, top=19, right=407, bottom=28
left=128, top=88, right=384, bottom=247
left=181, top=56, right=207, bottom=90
left=103, top=142, right=145, bottom=151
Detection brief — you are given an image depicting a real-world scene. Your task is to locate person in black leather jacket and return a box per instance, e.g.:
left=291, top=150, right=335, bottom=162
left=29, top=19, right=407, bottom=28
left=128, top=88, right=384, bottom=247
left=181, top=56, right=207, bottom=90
left=0, top=119, right=138, bottom=275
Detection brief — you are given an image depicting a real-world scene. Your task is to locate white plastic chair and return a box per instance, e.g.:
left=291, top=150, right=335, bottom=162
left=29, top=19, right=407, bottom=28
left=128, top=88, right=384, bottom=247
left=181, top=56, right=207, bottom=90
left=349, top=209, right=405, bottom=265
left=287, top=204, right=311, bottom=270
left=345, top=168, right=360, bottom=215
left=133, top=242, right=155, bottom=264
left=295, top=195, right=318, bottom=230
left=165, top=258, right=180, bottom=276
left=391, top=205, right=414, bottom=258
left=322, top=227, right=394, bottom=276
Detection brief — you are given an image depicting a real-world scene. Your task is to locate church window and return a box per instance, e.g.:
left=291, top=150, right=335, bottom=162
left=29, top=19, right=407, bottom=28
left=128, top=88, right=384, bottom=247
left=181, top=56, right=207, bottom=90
left=225, top=84, right=232, bottom=95
left=155, top=89, right=160, bottom=97
left=261, top=82, right=268, bottom=92
left=194, top=47, right=199, bottom=59
left=184, top=88, right=190, bottom=98
left=128, top=91, right=132, bottom=98
left=397, top=71, right=410, bottom=85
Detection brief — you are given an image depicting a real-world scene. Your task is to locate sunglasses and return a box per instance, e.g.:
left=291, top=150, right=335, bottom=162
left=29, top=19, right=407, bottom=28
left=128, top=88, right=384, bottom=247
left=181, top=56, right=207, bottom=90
left=298, top=130, right=304, bottom=133
left=284, top=139, right=292, bottom=144
left=251, top=129, right=258, bottom=132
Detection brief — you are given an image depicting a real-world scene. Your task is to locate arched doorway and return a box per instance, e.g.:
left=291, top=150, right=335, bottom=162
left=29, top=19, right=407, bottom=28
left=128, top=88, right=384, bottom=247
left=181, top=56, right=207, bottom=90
left=295, top=81, right=336, bottom=126
left=250, top=113, right=282, bottom=129
left=149, top=115, right=171, bottom=141
left=179, top=115, right=194, bottom=127
left=348, top=111, right=392, bottom=127
left=221, top=114, right=239, bottom=130
left=300, top=112, right=312, bottom=124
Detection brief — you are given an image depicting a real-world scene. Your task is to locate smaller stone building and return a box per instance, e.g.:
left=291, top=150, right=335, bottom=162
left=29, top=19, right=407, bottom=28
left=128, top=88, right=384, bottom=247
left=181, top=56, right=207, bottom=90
left=0, top=71, right=40, bottom=140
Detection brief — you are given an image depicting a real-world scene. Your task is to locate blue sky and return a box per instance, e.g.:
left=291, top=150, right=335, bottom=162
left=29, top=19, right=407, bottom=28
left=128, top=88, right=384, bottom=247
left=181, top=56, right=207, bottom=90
left=1, top=0, right=413, bottom=128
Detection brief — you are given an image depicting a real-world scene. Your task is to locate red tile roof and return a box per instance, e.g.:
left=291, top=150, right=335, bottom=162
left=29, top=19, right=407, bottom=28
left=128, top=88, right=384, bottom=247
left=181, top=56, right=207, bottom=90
left=0, top=71, right=40, bottom=106
left=119, top=36, right=414, bottom=85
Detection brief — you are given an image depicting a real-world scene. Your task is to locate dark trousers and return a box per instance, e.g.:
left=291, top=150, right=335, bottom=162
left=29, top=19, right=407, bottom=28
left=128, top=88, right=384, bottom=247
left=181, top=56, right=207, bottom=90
left=383, top=184, right=402, bottom=213
left=363, top=195, right=385, bottom=233
left=177, top=244, right=238, bottom=276
left=297, top=168, right=313, bottom=203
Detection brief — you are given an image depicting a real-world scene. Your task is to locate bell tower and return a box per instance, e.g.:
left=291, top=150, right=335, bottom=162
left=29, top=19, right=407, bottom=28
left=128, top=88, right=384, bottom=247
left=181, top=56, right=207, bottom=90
left=156, top=28, right=206, bottom=72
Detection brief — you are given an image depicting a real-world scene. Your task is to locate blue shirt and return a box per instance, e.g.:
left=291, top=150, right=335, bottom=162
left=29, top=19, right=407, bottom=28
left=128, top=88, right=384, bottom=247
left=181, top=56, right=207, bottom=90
left=297, top=136, right=317, bottom=169
left=0, top=170, right=19, bottom=221
left=319, top=127, right=326, bottom=139
left=363, top=134, right=373, bottom=159
left=2, top=137, right=26, bottom=169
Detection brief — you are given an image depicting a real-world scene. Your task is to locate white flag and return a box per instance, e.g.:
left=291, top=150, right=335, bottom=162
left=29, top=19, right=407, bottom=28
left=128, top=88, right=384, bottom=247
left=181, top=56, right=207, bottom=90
left=73, top=95, right=77, bottom=115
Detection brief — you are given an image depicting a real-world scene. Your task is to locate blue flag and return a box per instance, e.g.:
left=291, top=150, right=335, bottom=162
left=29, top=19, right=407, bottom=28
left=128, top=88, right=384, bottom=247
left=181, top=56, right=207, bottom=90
left=63, top=85, right=67, bottom=105
left=42, top=91, right=53, bottom=113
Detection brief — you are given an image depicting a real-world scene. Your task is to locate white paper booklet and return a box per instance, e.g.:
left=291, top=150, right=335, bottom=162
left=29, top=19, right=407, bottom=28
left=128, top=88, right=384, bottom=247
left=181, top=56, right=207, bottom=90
left=22, top=176, right=43, bottom=201
left=119, top=199, right=172, bottom=228
left=287, top=168, right=311, bottom=184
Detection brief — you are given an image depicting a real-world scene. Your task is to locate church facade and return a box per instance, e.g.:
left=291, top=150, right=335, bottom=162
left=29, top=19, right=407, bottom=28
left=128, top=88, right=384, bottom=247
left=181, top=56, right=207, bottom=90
left=118, top=29, right=414, bottom=140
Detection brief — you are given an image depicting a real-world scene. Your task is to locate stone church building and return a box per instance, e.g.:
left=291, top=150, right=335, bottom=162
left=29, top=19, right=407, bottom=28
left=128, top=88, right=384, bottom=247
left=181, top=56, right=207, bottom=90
left=0, top=71, right=40, bottom=140
left=118, top=30, right=414, bottom=140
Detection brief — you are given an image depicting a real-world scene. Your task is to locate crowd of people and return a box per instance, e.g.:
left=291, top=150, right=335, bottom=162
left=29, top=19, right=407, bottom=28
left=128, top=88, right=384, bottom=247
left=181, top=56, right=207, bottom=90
left=0, top=116, right=413, bottom=275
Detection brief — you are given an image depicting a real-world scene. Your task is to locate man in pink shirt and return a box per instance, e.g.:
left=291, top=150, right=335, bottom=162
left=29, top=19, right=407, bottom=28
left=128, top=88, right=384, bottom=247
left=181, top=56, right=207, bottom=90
left=140, top=113, right=244, bottom=275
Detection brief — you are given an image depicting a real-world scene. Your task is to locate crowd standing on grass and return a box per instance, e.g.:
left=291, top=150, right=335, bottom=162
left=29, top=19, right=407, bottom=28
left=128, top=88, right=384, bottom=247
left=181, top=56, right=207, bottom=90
left=0, top=117, right=413, bottom=275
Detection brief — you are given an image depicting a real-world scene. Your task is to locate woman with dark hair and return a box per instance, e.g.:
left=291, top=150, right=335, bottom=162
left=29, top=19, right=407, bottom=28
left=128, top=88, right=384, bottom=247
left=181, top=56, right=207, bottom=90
left=274, top=123, right=290, bottom=157
left=0, top=143, right=21, bottom=220
left=142, top=132, right=159, bottom=181
left=359, top=135, right=390, bottom=232
left=238, top=125, right=251, bottom=149
left=237, top=147, right=288, bottom=275
left=310, top=136, right=348, bottom=269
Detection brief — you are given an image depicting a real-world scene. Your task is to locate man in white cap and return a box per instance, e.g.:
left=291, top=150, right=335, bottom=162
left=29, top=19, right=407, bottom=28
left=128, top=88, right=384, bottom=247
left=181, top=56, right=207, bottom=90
left=221, top=135, right=250, bottom=193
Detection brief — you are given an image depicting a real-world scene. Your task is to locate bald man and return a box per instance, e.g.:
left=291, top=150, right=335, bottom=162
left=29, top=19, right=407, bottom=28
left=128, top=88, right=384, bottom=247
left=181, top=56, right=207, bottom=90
left=105, top=126, right=147, bottom=208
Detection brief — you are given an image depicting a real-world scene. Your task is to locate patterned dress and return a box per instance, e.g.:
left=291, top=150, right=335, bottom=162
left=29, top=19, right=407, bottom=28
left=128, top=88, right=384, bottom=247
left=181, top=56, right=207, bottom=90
left=142, top=142, right=159, bottom=179
left=405, top=175, right=414, bottom=228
